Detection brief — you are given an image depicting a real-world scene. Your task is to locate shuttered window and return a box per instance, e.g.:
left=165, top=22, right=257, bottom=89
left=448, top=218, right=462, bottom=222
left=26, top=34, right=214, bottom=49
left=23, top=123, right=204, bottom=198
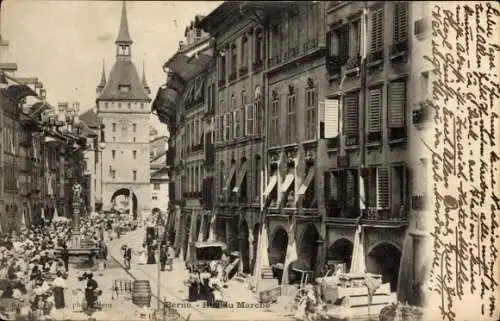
left=324, top=99, right=339, bottom=138
left=343, top=92, right=359, bottom=135
left=370, top=7, right=384, bottom=52
left=234, top=109, right=241, bottom=138
left=287, top=95, right=297, bottom=144
left=368, top=87, right=382, bottom=133
left=393, top=2, right=409, bottom=43
left=245, top=104, right=255, bottom=136
left=376, top=167, right=390, bottom=209
left=388, top=81, right=406, bottom=128
left=305, top=88, right=317, bottom=140
left=338, top=25, right=350, bottom=62
left=270, top=99, right=280, bottom=147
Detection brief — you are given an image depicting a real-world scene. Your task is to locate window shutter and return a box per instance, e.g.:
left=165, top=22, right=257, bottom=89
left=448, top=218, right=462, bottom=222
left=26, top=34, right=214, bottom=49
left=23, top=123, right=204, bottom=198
left=394, top=2, right=409, bottom=43
left=343, top=93, right=358, bottom=135
left=339, top=25, right=350, bottom=62
left=376, top=167, right=390, bottom=209
left=368, top=88, right=382, bottom=133
left=388, top=81, right=406, bottom=128
left=324, top=99, right=339, bottom=138
left=245, top=104, right=254, bottom=136
left=371, top=8, right=384, bottom=52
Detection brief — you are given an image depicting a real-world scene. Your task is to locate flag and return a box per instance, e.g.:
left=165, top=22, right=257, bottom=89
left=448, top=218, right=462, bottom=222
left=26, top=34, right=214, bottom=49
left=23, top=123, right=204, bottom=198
left=281, top=215, right=298, bottom=285
left=207, top=212, right=217, bottom=242
left=197, top=213, right=205, bottom=242
left=360, top=5, right=368, bottom=63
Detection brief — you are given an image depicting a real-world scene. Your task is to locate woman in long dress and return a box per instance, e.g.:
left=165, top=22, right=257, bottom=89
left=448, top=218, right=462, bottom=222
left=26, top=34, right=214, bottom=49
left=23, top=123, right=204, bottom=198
left=53, top=271, right=67, bottom=309
left=138, top=249, right=147, bottom=265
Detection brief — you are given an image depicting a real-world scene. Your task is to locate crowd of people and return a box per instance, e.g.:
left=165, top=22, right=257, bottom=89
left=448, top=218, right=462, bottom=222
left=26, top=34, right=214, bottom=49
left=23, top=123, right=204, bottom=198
left=0, top=215, right=109, bottom=320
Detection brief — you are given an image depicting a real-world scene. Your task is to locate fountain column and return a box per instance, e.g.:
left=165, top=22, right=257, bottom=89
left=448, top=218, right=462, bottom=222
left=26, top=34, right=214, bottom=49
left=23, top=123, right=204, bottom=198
left=71, top=183, right=82, bottom=248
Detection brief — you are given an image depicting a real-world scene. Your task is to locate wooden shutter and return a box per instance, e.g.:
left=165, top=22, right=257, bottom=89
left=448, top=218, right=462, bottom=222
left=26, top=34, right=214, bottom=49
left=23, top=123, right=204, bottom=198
left=324, top=99, right=339, bottom=138
left=394, top=2, right=409, bottom=43
left=368, top=88, right=382, bottom=133
left=389, top=81, right=405, bottom=128
left=376, top=167, right=390, bottom=209
left=343, top=93, right=359, bottom=135
left=245, top=104, right=254, bottom=136
left=339, top=25, right=350, bottom=62
left=371, top=8, right=384, bottom=52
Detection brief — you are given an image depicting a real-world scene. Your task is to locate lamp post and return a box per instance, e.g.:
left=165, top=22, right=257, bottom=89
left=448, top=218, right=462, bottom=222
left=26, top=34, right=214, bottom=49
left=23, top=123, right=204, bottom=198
left=98, top=123, right=106, bottom=212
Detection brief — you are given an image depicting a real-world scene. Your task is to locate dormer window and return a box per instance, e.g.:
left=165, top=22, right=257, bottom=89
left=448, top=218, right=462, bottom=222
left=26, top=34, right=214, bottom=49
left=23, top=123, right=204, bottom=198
left=119, top=85, right=131, bottom=93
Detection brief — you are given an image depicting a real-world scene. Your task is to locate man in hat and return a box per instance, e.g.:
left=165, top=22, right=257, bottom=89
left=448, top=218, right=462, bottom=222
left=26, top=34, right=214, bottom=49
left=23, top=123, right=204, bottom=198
left=123, top=245, right=132, bottom=270
left=61, top=244, right=69, bottom=273
left=160, top=244, right=168, bottom=271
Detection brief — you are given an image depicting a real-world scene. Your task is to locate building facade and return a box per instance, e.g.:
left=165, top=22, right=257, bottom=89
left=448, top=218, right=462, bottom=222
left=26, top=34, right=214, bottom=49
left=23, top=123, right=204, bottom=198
left=150, top=135, right=169, bottom=214
left=95, top=2, right=152, bottom=220
left=154, top=0, right=430, bottom=304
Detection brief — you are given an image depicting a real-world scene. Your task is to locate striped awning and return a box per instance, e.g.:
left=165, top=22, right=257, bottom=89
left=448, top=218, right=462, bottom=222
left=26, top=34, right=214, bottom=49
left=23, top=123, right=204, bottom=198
left=280, top=173, right=295, bottom=193
left=232, top=161, right=248, bottom=193
left=263, top=175, right=278, bottom=198
left=222, top=163, right=237, bottom=192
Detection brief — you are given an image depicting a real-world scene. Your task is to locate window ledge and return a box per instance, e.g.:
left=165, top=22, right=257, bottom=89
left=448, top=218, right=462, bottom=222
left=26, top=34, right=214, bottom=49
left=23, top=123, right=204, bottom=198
left=344, top=145, right=359, bottom=151
left=388, top=138, right=407, bottom=146
left=366, top=141, right=382, bottom=149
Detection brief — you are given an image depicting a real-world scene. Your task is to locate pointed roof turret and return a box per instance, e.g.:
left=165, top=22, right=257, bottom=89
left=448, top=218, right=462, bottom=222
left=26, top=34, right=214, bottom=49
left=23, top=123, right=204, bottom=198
left=116, top=1, right=132, bottom=44
left=142, top=60, right=150, bottom=94
left=97, top=60, right=106, bottom=88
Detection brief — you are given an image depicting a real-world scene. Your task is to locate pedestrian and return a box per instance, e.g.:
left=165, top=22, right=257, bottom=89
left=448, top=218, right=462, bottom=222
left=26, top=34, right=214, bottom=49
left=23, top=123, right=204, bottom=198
left=84, top=273, right=99, bottom=310
left=123, top=245, right=132, bottom=269
left=160, top=244, right=167, bottom=271
left=166, top=242, right=175, bottom=271
left=53, top=271, right=67, bottom=309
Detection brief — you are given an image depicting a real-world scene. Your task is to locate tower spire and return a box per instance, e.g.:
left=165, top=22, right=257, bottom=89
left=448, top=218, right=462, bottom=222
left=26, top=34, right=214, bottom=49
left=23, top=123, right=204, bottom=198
left=116, top=1, right=132, bottom=44
left=142, top=60, right=150, bottom=94
left=96, top=59, right=106, bottom=95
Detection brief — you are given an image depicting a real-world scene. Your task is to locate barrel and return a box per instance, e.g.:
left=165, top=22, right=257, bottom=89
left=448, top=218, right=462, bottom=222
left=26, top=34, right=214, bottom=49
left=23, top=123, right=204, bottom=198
left=132, top=280, right=151, bottom=307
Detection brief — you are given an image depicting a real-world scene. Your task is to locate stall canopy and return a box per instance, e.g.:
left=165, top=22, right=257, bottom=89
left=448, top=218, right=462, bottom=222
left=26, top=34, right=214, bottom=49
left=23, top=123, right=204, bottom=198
left=232, top=161, right=248, bottom=193
left=296, top=169, right=316, bottom=204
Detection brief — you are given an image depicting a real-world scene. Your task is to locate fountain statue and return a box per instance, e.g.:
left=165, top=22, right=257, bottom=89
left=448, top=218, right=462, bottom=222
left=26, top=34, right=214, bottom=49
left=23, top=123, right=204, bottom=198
left=71, top=183, right=83, bottom=248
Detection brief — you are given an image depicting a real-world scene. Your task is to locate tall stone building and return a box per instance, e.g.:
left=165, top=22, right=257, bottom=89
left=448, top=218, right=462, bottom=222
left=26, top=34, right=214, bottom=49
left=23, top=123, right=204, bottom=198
left=96, top=2, right=151, bottom=220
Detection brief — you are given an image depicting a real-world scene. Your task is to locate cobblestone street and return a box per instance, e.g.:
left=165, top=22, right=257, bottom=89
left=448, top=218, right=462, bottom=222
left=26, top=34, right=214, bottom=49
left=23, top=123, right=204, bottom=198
left=106, top=229, right=291, bottom=321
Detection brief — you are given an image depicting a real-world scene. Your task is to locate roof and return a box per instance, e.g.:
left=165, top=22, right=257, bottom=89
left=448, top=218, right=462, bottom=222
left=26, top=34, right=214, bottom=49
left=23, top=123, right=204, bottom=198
left=197, top=1, right=241, bottom=32
left=151, top=167, right=169, bottom=180
left=97, top=59, right=150, bottom=101
left=116, top=1, right=132, bottom=44
left=79, top=108, right=100, bottom=128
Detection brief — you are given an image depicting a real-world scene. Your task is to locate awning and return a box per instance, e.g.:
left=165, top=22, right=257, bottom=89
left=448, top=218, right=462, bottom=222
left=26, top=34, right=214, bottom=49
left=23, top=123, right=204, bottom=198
left=232, top=161, right=248, bottom=193
left=152, top=85, right=178, bottom=125
left=280, top=173, right=295, bottom=193
left=222, top=163, right=237, bottom=192
left=263, top=175, right=278, bottom=198
left=163, top=51, right=212, bottom=82
left=297, top=169, right=315, bottom=196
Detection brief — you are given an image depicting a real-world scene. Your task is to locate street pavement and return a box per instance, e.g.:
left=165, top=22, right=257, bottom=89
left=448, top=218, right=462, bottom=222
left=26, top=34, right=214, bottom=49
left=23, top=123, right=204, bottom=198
left=106, top=229, right=293, bottom=321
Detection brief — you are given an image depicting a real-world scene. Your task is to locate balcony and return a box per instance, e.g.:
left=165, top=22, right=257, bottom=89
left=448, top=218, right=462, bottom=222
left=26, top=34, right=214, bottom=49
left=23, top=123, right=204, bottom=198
left=367, top=50, right=384, bottom=71
left=388, top=127, right=406, bottom=146
left=302, top=38, right=319, bottom=54
left=345, top=134, right=359, bottom=147
left=239, top=65, right=249, bottom=77
left=412, top=101, right=432, bottom=129
left=389, top=40, right=409, bottom=63
left=326, top=137, right=340, bottom=150
left=252, top=59, right=263, bottom=72
left=268, top=55, right=282, bottom=67
left=326, top=55, right=341, bottom=78
left=366, top=131, right=382, bottom=146
left=191, top=143, right=204, bottom=153
left=344, top=55, right=361, bottom=77
left=218, top=78, right=226, bottom=88
left=229, top=72, right=237, bottom=82
left=362, top=206, right=408, bottom=225
left=414, top=17, right=431, bottom=40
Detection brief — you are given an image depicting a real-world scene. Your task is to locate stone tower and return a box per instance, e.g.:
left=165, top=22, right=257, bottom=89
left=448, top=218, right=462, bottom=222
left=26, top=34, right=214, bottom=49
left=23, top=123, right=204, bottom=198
left=96, top=1, right=151, bottom=221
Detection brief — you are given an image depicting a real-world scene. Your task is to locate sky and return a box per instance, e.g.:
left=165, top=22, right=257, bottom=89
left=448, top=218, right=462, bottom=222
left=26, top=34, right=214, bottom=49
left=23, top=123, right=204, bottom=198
left=1, top=0, right=222, bottom=133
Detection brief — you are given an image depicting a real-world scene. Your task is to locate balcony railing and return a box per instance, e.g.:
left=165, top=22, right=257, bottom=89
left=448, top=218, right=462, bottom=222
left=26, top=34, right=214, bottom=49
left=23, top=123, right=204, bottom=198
left=363, top=206, right=408, bottom=222
left=389, top=40, right=409, bottom=62
left=229, top=72, right=237, bottom=82
left=326, top=137, right=340, bottom=149
left=302, top=38, right=319, bottom=54
left=326, top=55, right=341, bottom=76
left=412, top=195, right=427, bottom=210
left=344, top=55, right=361, bottom=76
left=252, top=59, right=264, bottom=71
left=366, top=131, right=382, bottom=145
left=239, top=65, right=248, bottom=77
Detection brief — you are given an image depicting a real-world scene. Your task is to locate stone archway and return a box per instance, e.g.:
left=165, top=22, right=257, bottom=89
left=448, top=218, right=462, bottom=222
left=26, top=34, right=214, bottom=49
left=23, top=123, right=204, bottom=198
left=269, top=227, right=288, bottom=265
left=239, top=220, right=250, bottom=274
left=299, top=223, right=320, bottom=271
left=367, top=242, right=402, bottom=292
left=327, top=238, right=354, bottom=271
left=110, top=188, right=138, bottom=220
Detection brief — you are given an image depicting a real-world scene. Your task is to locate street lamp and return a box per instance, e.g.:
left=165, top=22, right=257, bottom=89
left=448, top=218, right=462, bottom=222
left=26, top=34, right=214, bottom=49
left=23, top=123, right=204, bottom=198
left=98, top=123, right=106, bottom=212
